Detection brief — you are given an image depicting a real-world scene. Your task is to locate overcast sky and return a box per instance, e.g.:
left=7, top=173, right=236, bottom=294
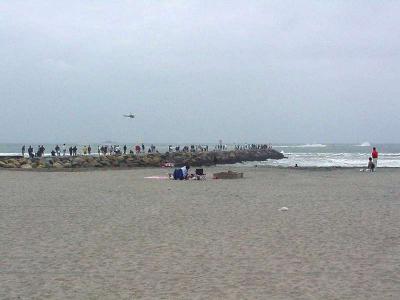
left=1, top=1, right=399, bottom=144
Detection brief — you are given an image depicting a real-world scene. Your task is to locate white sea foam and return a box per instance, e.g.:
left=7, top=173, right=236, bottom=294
left=239, top=152, right=400, bottom=168
left=297, top=143, right=327, bottom=148
left=380, top=153, right=400, bottom=157
left=0, top=153, right=25, bottom=157
left=274, top=144, right=327, bottom=148
left=0, top=153, right=57, bottom=158
left=357, top=142, right=371, bottom=147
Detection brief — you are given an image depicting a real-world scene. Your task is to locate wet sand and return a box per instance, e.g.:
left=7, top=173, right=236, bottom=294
left=1, top=167, right=399, bottom=299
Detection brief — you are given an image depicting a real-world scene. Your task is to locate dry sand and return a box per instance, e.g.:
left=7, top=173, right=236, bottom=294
left=1, top=167, right=399, bottom=299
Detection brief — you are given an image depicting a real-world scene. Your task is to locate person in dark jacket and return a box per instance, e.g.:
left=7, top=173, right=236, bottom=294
left=173, top=165, right=190, bottom=180
left=368, top=157, right=375, bottom=172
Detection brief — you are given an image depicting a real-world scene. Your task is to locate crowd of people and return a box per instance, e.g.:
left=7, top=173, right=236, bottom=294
left=99, top=145, right=133, bottom=155
left=23, top=145, right=46, bottom=158
left=168, top=145, right=209, bottom=152
left=20, top=143, right=275, bottom=157
left=22, top=144, right=80, bottom=158
left=20, top=143, right=162, bottom=157
left=234, top=144, right=272, bottom=150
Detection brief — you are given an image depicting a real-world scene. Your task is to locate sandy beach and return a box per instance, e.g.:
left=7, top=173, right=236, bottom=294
left=1, top=167, right=399, bottom=299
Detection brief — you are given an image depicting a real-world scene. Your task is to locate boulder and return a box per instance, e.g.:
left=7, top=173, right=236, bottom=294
left=63, top=162, right=72, bottom=168
left=99, top=160, right=110, bottom=166
left=116, top=156, right=125, bottom=162
left=142, top=154, right=162, bottom=166
left=21, top=164, right=32, bottom=169
left=88, top=160, right=102, bottom=168
left=52, top=162, right=64, bottom=169
left=1, top=162, right=15, bottom=168
left=19, top=158, right=29, bottom=165
left=6, top=159, right=20, bottom=168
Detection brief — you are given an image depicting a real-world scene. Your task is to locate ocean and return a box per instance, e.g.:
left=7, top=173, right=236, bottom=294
left=1, top=142, right=399, bottom=168
left=254, top=143, right=400, bottom=168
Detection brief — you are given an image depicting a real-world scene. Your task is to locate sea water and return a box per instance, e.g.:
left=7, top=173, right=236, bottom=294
left=251, top=143, right=400, bottom=168
left=1, top=143, right=400, bottom=168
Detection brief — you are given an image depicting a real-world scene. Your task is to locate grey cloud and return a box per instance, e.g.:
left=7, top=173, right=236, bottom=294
left=0, top=0, right=399, bottom=143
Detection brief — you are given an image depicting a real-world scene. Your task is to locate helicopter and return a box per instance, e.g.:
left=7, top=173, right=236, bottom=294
left=123, top=114, right=135, bottom=119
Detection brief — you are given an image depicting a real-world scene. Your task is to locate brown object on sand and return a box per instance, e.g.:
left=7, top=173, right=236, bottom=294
left=213, top=170, right=244, bottom=179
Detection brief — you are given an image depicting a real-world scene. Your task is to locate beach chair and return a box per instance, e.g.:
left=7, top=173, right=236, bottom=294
left=195, top=168, right=206, bottom=180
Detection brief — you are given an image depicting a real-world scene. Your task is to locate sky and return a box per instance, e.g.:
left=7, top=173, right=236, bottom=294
left=0, top=0, right=399, bottom=144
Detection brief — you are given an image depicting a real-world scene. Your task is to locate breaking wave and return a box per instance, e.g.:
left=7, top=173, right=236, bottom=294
left=276, top=144, right=327, bottom=148
left=242, top=152, right=400, bottom=168
left=357, top=142, right=371, bottom=147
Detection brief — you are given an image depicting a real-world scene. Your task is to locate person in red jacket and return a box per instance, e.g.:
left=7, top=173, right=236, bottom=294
left=371, top=147, right=378, bottom=168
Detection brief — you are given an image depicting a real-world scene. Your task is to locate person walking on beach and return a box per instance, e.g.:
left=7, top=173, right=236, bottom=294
left=371, top=147, right=378, bottom=168
left=21, top=145, right=25, bottom=157
left=368, top=157, right=375, bottom=172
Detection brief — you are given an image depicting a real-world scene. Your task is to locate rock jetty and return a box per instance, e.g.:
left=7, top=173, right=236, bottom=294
left=0, top=149, right=283, bottom=170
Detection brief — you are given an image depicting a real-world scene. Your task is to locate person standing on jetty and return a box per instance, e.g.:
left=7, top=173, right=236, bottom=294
left=371, top=147, right=378, bottom=168
left=21, top=145, right=25, bottom=157
left=62, top=144, right=66, bottom=156
left=28, top=145, right=34, bottom=158
left=55, top=145, right=60, bottom=156
left=36, top=145, right=45, bottom=157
